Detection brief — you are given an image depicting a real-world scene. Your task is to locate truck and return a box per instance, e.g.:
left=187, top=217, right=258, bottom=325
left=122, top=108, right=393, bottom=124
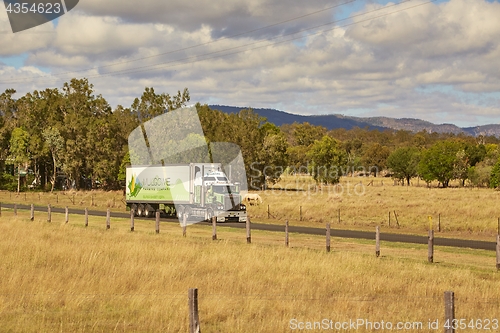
left=125, top=163, right=247, bottom=223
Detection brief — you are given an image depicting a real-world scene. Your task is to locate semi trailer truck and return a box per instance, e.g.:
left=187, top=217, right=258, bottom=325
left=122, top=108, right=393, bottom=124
left=125, top=163, right=247, bottom=222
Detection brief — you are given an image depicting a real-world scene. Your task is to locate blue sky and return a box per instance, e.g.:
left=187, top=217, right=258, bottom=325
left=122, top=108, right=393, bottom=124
left=1, top=0, right=500, bottom=127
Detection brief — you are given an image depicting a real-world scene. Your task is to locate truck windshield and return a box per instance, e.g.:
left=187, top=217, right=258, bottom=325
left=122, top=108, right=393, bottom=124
left=212, top=185, right=236, bottom=194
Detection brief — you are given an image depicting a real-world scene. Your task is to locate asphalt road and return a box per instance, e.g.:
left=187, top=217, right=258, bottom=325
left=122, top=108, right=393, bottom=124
left=2, top=203, right=496, bottom=251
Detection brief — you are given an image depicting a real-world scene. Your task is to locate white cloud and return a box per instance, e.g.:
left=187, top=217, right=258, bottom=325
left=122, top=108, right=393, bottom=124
left=0, top=0, right=500, bottom=127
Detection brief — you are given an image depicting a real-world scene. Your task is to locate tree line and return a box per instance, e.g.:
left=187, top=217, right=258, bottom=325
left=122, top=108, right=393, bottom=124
left=1, top=79, right=499, bottom=192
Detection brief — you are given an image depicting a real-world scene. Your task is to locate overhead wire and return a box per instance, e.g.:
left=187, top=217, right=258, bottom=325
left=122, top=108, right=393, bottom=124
left=0, top=0, right=437, bottom=85
left=0, top=0, right=359, bottom=82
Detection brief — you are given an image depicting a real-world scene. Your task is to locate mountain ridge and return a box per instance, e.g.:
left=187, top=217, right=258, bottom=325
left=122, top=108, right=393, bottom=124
left=209, top=105, right=500, bottom=137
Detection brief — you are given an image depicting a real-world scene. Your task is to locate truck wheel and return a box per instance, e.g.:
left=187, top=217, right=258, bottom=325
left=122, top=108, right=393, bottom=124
left=137, top=204, right=145, bottom=217
left=176, top=206, right=184, bottom=219
left=144, top=205, right=153, bottom=218
left=184, top=206, right=192, bottom=219
left=206, top=208, right=213, bottom=222
left=131, top=204, right=137, bottom=216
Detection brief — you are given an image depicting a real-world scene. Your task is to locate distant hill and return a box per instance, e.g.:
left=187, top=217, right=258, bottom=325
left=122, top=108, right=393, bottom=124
left=209, top=105, right=500, bottom=137
left=209, top=105, right=387, bottom=131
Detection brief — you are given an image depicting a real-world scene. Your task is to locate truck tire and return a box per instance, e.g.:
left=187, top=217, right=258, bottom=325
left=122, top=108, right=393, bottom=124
left=184, top=206, right=192, bottom=219
left=137, top=204, right=145, bottom=217
left=144, top=205, right=153, bottom=218
left=176, top=205, right=184, bottom=220
left=206, top=208, right=213, bottom=222
left=131, top=204, right=137, bottom=216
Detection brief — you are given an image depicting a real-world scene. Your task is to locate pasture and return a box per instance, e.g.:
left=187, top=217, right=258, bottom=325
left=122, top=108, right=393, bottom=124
left=0, top=208, right=498, bottom=332
left=252, top=175, right=500, bottom=239
left=0, top=174, right=499, bottom=241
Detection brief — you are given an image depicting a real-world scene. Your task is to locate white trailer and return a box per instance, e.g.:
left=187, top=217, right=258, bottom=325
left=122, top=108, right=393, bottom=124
left=126, top=163, right=247, bottom=222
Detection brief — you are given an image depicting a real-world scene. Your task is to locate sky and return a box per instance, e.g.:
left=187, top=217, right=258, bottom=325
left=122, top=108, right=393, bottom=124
left=0, top=0, right=499, bottom=127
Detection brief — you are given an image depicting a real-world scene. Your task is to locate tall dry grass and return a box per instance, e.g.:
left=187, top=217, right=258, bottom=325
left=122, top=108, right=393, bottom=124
left=2, top=173, right=500, bottom=239
left=0, top=210, right=498, bottom=332
left=250, top=175, right=500, bottom=238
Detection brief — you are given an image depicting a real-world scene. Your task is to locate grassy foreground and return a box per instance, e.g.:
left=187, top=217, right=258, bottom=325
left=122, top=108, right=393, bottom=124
left=0, top=210, right=499, bottom=332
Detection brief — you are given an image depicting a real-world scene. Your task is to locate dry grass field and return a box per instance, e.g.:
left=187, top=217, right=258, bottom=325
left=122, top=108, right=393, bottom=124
left=250, top=175, right=500, bottom=240
left=0, top=209, right=499, bottom=332
left=0, top=174, right=499, bottom=241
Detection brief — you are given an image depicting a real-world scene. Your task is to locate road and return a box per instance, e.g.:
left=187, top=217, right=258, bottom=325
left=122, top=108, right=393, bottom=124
left=2, top=203, right=496, bottom=251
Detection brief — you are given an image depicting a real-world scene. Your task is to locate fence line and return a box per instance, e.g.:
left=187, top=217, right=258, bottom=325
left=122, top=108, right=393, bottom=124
left=2, top=203, right=500, bottom=270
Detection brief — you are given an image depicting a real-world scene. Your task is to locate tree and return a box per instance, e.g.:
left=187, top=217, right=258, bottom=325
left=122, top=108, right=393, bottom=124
left=468, top=162, right=491, bottom=187
left=490, top=158, right=500, bottom=189
left=307, top=136, right=347, bottom=184
left=8, top=127, right=30, bottom=192
left=291, top=122, right=327, bottom=147
left=387, top=147, right=420, bottom=185
left=42, top=127, right=64, bottom=192
left=0, top=89, right=18, bottom=169
left=260, top=131, right=289, bottom=185
left=131, top=87, right=190, bottom=122
left=362, top=143, right=391, bottom=176
left=418, top=140, right=461, bottom=187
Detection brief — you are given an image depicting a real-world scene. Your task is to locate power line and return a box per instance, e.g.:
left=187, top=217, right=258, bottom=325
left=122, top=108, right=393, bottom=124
left=80, top=0, right=435, bottom=79
left=0, top=0, right=358, bottom=82
left=1, top=0, right=437, bottom=85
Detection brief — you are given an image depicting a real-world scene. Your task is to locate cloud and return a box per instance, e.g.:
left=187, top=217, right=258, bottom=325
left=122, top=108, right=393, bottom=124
left=0, top=9, right=56, bottom=56
left=1, top=0, right=500, bottom=127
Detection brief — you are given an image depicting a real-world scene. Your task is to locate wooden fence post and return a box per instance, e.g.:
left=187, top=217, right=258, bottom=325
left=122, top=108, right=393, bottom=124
left=30, top=204, right=34, bottom=221
left=155, top=210, right=160, bottom=234
left=388, top=211, right=391, bottom=227
left=299, top=206, right=302, bottom=221
left=393, top=210, right=400, bottom=228
left=183, top=214, right=187, bottom=237
left=285, top=220, right=289, bottom=247
left=130, top=209, right=135, bottom=231
left=326, top=223, right=331, bottom=252
left=84, top=208, right=88, bottom=227
left=438, top=213, right=441, bottom=232
left=56, top=194, right=58, bottom=203
left=496, top=235, right=500, bottom=271
left=14, top=203, right=17, bottom=216
left=212, top=216, right=217, bottom=241
left=267, top=205, right=270, bottom=219
left=444, top=291, right=455, bottom=333
left=106, top=208, right=110, bottom=229
left=375, top=226, right=380, bottom=257
left=91, top=195, right=94, bottom=206
left=428, top=229, right=434, bottom=263
left=47, top=204, right=51, bottom=222
left=246, top=216, right=251, bottom=244
left=0, top=202, right=2, bottom=217
left=188, top=288, right=201, bottom=333
left=338, top=208, right=340, bottom=224
left=65, top=206, right=69, bottom=223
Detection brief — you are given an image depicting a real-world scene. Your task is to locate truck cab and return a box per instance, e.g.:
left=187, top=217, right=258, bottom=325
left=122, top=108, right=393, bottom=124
left=193, top=169, right=246, bottom=222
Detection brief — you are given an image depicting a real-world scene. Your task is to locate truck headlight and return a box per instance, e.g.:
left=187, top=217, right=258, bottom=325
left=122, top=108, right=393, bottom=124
left=240, top=204, right=246, bottom=211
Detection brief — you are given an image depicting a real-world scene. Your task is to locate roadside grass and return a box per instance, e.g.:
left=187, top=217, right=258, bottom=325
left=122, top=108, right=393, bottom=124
left=0, top=210, right=499, bottom=332
left=1, top=173, right=500, bottom=240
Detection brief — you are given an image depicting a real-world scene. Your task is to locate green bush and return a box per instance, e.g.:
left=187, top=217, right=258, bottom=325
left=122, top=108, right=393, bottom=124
left=0, top=173, right=18, bottom=191
left=490, top=159, right=500, bottom=189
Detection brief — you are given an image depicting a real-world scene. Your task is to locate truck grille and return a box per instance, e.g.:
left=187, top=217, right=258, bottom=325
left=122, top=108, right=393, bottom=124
left=224, top=195, right=240, bottom=210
